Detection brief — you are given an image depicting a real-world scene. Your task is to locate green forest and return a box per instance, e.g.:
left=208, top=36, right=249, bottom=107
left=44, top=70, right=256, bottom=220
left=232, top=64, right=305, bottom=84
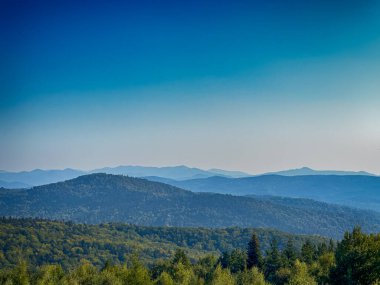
left=0, top=218, right=326, bottom=269
left=1, top=219, right=380, bottom=284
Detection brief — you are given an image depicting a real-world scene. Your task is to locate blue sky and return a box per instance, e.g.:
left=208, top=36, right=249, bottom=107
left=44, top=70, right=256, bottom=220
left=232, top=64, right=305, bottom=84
left=1, top=0, right=380, bottom=173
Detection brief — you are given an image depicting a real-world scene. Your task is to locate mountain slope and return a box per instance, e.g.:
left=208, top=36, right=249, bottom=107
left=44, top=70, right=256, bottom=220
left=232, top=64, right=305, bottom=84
left=159, top=175, right=380, bottom=212
left=1, top=174, right=380, bottom=238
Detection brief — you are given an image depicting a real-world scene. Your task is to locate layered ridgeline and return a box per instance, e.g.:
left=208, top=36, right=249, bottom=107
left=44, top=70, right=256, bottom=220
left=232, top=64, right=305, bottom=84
left=0, top=166, right=252, bottom=188
left=148, top=175, right=380, bottom=212
left=1, top=165, right=373, bottom=188
left=0, top=218, right=327, bottom=269
left=1, top=174, right=380, bottom=239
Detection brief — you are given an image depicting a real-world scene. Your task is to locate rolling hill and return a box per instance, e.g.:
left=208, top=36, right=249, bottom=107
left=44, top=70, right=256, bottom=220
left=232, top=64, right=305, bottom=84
left=151, top=174, right=380, bottom=212
left=1, top=173, right=380, bottom=239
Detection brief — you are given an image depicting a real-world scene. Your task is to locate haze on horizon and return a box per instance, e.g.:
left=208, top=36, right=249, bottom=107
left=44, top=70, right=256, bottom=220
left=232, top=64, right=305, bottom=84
left=1, top=0, right=380, bottom=174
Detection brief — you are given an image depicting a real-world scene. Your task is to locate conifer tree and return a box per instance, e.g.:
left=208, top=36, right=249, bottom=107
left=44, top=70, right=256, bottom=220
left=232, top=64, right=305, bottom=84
left=247, top=233, right=262, bottom=269
left=264, top=238, right=282, bottom=284
left=282, top=238, right=297, bottom=267
left=301, top=240, right=316, bottom=265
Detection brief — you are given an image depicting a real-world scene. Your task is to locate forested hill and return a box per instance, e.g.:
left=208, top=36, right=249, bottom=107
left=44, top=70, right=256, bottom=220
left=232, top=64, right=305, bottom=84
left=0, top=217, right=327, bottom=269
left=151, top=174, right=380, bottom=212
left=1, top=173, right=380, bottom=238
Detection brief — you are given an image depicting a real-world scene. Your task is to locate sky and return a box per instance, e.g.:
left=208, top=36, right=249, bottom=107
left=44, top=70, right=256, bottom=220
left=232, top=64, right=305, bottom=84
left=1, top=0, right=380, bottom=174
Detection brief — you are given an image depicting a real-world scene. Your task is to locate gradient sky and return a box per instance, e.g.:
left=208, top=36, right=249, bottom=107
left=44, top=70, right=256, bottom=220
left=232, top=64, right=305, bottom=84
left=1, top=0, right=380, bottom=174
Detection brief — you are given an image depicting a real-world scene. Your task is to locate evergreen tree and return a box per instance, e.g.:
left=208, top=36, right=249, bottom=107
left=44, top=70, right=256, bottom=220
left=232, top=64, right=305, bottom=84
left=328, top=239, right=335, bottom=252
left=150, top=259, right=171, bottom=280
left=316, top=243, right=328, bottom=257
left=281, top=238, right=297, bottom=267
left=264, top=238, right=282, bottom=284
left=247, top=233, right=262, bottom=269
left=220, top=252, right=231, bottom=270
left=172, top=249, right=191, bottom=268
left=301, top=240, right=316, bottom=265
left=220, top=249, right=246, bottom=273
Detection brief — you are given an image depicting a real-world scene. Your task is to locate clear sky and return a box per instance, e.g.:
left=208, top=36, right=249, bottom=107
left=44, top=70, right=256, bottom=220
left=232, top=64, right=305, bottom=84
left=1, top=0, right=380, bottom=174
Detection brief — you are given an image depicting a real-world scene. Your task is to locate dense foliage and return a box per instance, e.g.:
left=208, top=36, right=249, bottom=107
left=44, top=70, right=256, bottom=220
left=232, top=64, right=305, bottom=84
left=0, top=226, right=378, bottom=284
left=0, top=218, right=326, bottom=270
left=1, top=174, right=379, bottom=238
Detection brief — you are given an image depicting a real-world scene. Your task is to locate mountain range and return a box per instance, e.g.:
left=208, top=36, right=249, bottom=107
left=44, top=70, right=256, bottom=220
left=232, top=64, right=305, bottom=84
left=147, top=175, right=380, bottom=212
left=1, top=173, right=380, bottom=239
left=0, top=165, right=375, bottom=188
left=0, top=166, right=251, bottom=187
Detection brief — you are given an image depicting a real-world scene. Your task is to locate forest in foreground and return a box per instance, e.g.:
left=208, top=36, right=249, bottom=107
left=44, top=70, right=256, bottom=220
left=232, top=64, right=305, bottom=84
left=1, top=219, right=380, bottom=284
left=0, top=218, right=326, bottom=269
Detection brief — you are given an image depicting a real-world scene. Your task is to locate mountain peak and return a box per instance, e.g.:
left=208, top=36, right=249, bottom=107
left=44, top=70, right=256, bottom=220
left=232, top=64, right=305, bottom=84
left=300, top=167, right=313, bottom=170
left=263, top=167, right=375, bottom=177
left=43, top=173, right=190, bottom=196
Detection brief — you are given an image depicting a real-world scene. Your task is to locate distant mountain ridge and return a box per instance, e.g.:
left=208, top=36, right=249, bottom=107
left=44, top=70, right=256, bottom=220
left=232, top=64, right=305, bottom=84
left=0, top=180, right=32, bottom=189
left=0, top=165, right=252, bottom=187
left=265, top=166, right=375, bottom=176
left=0, top=168, right=85, bottom=188
left=154, top=175, right=380, bottom=212
left=1, top=173, right=380, bottom=239
left=90, top=165, right=247, bottom=180
left=0, top=165, right=376, bottom=188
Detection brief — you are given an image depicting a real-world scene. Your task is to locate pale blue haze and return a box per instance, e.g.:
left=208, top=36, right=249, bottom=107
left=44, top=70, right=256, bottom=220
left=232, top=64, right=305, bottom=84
left=1, top=0, right=379, bottom=174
